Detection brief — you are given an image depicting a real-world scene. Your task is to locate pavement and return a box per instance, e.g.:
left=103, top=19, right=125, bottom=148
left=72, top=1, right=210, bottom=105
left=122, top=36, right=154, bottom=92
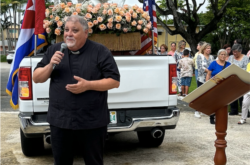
left=1, top=62, right=250, bottom=165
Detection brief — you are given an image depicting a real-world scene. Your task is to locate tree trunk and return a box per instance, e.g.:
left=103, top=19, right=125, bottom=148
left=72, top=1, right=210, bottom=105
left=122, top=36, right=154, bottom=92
left=14, top=6, right=17, bottom=48
left=1, top=24, right=6, bottom=55
left=4, top=13, right=12, bottom=51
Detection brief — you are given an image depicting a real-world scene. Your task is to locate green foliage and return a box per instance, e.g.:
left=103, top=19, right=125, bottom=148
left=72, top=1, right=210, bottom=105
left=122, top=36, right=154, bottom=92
left=199, top=0, right=250, bottom=50
left=1, top=55, right=7, bottom=62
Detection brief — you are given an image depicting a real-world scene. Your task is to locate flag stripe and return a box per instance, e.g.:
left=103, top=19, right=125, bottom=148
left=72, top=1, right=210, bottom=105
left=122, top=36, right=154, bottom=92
left=6, top=0, right=47, bottom=109
left=130, top=0, right=157, bottom=55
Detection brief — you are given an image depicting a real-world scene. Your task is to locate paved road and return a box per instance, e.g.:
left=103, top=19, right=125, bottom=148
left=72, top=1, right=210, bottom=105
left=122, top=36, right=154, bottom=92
left=1, top=62, right=250, bottom=165
left=1, top=62, right=17, bottom=112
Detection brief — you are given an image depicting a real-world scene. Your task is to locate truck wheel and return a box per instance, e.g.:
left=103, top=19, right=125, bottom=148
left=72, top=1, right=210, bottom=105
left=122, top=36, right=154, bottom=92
left=7, top=60, right=12, bottom=64
left=137, top=129, right=165, bottom=147
left=20, top=128, right=44, bottom=156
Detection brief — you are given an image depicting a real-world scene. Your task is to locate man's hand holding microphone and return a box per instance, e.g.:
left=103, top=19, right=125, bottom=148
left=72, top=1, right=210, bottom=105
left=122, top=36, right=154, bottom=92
left=50, top=43, right=67, bottom=69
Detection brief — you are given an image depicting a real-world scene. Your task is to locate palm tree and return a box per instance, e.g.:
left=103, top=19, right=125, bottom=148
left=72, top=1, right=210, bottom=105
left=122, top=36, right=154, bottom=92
left=0, top=15, right=13, bottom=54
left=1, top=1, right=13, bottom=51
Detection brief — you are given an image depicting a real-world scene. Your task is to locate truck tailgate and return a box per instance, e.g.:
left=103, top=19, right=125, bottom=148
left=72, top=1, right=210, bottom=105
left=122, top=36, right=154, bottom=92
left=31, top=56, right=176, bottom=112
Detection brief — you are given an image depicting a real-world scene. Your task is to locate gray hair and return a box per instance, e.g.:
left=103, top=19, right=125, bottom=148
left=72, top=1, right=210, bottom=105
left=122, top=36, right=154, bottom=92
left=198, top=41, right=204, bottom=46
left=232, top=44, right=242, bottom=52
left=66, top=15, right=88, bottom=30
left=217, top=49, right=227, bottom=57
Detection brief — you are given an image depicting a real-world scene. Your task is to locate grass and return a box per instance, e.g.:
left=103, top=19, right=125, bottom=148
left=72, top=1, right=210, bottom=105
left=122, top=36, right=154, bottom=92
left=1, top=55, right=7, bottom=62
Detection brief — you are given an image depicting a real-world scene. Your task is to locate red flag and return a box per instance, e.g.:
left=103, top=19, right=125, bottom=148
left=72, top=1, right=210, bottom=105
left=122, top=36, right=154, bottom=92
left=35, top=0, right=46, bottom=34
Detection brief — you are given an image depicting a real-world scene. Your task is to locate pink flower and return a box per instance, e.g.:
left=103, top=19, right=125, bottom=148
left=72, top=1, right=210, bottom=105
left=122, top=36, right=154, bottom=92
left=67, top=2, right=72, bottom=7
left=115, top=15, right=122, bottom=22
left=146, top=16, right=150, bottom=21
left=88, top=28, right=93, bottom=34
left=46, top=28, right=51, bottom=33
left=97, top=17, right=103, bottom=23
left=137, top=25, right=142, bottom=30
left=99, top=24, right=106, bottom=31
left=60, top=3, right=66, bottom=9
left=64, top=7, right=70, bottom=13
left=114, top=8, right=120, bottom=14
left=108, top=17, right=113, bottom=23
left=119, top=11, right=125, bottom=16
left=85, top=13, right=92, bottom=19
left=132, top=12, right=137, bottom=19
left=72, top=12, right=78, bottom=16
left=93, top=20, right=99, bottom=25
left=87, top=7, right=92, bottom=12
left=136, top=8, right=144, bottom=14
left=108, top=9, right=113, bottom=16
left=116, top=23, right=121, bottom=30
left=76, top=7, right=81, bottom=13
left=102, top=9, right=107, bottom=15
left=88, top=4, right=93, bottom=8
left=110, top=3, right=118, bottom=7
left=107, top=22, right=113, bottom=29
left=125, top=12, right=131, bottom=17
left=57, top=21, right=63, bottom=27
left=126, top=16, right=131, bottom=22
left=50, top=15, right=54, bottom=19
left=103, top=4, right=109, bottom=9
left=123, top=28, right=128, bottom=33
left=143, top=28, right=149, bottom=34
left=55, top=16, right=60, bottom=22
left=88, top=22, right=94, bottom=28
left=132, top=5, right=139, bottom=10
left=123, top=4, right=129, bottom=10
left=129, top=9, right=133, bottom=14
left=91, top=8, right=98, bottom=14
left=55, top=28, right=61, bottom=35
left=75, top=3, right=82, bottom=8
left=142, top=12, right=148, bottom=19
left=138, top=20, right=143, bottom=25
left=146, top=22, right=152, bottom=29
left=131, top=20, right=137, bottom=26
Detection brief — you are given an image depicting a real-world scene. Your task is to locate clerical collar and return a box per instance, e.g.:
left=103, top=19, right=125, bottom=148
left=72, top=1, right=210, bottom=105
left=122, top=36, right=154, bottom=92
left=71, top=51, right=80, bottom=54
left=69, top=39, right=89, bottom=55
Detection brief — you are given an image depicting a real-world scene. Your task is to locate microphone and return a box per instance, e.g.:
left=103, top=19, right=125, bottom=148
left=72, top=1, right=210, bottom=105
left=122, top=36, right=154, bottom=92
left=53, top=43, right=67, bottom=69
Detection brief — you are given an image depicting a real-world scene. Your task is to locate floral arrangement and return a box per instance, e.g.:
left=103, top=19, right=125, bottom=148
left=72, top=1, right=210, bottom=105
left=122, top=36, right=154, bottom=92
left=43, top=2, right=152, bottom=43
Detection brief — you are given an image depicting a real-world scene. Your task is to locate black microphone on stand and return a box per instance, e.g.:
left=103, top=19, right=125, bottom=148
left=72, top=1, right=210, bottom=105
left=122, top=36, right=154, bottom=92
left=53, top=43, right=67, bottom=69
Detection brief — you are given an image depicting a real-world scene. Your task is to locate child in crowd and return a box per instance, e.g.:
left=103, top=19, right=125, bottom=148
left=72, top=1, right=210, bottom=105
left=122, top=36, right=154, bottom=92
left=178, top=49, right=194, bottom=96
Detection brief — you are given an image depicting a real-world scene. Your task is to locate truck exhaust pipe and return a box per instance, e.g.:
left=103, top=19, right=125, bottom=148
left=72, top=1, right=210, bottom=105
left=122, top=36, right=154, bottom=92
left=151, top=128, right=163, bottom=139
left=45, top=135, right=51, bottom=144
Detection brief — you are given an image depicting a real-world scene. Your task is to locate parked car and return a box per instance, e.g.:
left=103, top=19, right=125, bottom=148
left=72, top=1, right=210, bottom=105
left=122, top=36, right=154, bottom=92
left=6, top=50, right=15, bottom=64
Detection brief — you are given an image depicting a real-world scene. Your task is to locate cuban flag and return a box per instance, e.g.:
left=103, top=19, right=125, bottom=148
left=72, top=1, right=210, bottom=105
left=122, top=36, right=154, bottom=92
left=130, top=0, right=158, bottom=55
left=6, top=0, right=47, bottom=109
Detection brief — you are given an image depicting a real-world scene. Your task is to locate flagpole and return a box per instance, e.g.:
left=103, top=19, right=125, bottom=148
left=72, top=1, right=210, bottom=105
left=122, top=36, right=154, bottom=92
left=34, top=35, right=37, bottom=56
left=152, top=30, right=154, bottom=54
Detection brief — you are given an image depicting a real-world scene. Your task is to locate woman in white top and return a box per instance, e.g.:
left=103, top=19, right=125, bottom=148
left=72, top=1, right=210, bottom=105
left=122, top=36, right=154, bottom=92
left=195, top=43, right=214, bottom=118
left=228, top=44, right=249, bottom=116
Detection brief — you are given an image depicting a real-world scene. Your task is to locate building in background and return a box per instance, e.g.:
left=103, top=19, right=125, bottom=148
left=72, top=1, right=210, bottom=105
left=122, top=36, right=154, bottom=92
left=157, top=24, right=202, bottom=53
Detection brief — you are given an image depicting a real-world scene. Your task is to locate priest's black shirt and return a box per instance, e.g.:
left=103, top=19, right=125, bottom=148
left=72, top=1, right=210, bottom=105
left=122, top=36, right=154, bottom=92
left=34, top=40, right=120, bottom=130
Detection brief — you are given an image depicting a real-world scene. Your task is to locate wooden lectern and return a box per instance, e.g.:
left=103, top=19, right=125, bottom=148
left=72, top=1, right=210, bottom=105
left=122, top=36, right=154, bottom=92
left=183, top=64, right=250, bottom=165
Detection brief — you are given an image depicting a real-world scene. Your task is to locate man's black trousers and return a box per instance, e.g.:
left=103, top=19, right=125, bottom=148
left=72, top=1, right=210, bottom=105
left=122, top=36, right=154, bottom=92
left=50, top=125, right=107, bottom=165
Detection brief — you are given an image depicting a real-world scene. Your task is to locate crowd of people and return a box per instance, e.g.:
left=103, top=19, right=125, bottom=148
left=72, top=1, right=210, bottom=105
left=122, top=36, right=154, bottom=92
left=147, top=40, right=250, bottom=125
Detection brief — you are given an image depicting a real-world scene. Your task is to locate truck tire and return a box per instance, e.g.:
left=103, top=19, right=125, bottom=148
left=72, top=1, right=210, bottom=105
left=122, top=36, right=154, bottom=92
left=20, top=128, right=44, bottom=156
left=137, top=129, right=165, bottom=147
left=7, top=60, right=12, bottom=64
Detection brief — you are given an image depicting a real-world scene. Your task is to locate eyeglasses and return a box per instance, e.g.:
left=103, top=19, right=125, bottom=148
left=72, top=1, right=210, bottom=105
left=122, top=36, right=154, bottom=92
left=219, top=54, right=227, bottom=56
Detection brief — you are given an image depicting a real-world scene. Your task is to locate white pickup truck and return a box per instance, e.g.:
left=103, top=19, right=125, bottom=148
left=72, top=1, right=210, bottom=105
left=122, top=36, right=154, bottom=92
left=18, top=53, right=180, bottom=156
